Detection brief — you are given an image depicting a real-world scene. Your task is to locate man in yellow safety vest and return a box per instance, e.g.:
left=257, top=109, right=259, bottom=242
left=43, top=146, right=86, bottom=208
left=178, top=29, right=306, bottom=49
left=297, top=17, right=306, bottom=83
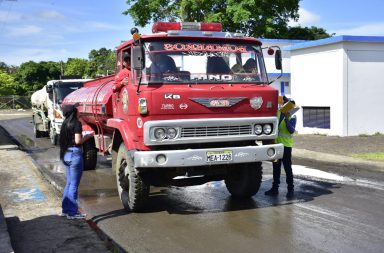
left=265, top=96, right=297, bottom=199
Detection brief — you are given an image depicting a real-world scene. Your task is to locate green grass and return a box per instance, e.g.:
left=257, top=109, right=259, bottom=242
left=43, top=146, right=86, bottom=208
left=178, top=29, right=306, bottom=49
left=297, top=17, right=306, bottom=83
left=351, top=153, right=384, bottom=161
left=358, top=132, right=383, bottom=137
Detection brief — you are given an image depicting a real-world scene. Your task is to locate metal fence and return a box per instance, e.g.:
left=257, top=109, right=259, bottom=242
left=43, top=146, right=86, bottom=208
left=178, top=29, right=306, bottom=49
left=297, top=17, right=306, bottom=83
left=0, top=96, right=31, bottom=109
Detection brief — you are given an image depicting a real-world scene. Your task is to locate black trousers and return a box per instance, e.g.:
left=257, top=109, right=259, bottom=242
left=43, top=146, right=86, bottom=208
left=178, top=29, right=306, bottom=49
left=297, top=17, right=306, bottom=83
left=272, top=146, right=294, bottom=190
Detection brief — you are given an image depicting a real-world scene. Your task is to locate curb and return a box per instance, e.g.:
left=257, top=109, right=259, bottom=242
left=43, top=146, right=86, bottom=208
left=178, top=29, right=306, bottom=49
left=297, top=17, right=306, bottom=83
left=293, top=148, right=384, bottom=173
left=0, top=124, right=126, bottom=253
left=292, top=148, right=384, bottom=180
left=0, top=126, right=16, bottom=253
left=0, top=204, right=14, bottom=253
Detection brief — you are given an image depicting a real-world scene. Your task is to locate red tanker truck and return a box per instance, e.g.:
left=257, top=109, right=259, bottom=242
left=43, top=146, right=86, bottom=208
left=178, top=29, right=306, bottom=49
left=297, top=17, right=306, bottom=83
left=63, top=22, right=284, bottom=211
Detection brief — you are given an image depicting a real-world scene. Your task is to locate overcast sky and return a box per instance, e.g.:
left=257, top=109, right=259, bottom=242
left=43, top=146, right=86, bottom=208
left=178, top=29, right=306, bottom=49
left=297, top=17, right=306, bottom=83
left=1, top=0, right=384, bottom=66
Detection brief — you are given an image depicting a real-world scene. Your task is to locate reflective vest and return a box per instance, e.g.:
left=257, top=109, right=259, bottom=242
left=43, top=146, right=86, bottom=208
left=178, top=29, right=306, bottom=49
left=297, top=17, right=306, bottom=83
left=276, top=111, right=294, bottom=147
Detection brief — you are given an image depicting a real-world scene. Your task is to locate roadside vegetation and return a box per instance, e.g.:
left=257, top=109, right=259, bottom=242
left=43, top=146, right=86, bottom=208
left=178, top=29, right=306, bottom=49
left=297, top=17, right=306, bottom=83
left=0, top=48, right=115, bottom=97
left=359, top=132, right=383, bottom=137
left=352, top=153, right=384, bottom=161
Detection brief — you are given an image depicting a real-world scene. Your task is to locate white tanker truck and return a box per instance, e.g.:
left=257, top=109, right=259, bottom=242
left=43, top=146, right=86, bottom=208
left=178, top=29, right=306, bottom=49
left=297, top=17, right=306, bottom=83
left=31, top=78, right=91, bottom=145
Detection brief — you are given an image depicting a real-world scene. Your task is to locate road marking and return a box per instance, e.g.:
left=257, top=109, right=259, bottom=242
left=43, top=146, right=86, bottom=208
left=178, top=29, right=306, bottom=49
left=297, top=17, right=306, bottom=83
left=8, top=187, right=46, bottom=202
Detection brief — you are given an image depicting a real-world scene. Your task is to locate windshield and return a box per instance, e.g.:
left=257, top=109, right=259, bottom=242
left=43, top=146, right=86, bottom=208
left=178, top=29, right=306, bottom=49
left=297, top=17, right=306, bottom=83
left=141, top=40, right=268, bottom=84
left=54, top=82, right=83, bottom=104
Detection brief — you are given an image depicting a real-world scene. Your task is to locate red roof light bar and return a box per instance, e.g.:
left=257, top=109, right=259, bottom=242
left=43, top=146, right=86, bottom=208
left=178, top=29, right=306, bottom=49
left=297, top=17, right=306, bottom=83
left=152, top=22, right=222, bottom=33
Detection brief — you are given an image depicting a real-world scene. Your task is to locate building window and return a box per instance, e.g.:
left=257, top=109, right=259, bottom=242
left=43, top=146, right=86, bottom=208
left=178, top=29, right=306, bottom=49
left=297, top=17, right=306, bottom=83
left=302, top=107, right=330, bottom=129
left=284, top=81, right=290, bottom=87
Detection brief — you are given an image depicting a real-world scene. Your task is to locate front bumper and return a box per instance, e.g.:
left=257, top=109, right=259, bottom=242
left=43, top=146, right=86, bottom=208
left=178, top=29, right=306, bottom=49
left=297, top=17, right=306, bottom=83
left=134, top=144, right=284, bottom=168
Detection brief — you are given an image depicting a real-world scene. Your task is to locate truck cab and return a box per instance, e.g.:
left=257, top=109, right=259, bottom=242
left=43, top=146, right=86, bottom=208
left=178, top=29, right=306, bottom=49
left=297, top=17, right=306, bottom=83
left=46, top=79, right=92, bottom=144
left=32, top=78, right=91, bottom=144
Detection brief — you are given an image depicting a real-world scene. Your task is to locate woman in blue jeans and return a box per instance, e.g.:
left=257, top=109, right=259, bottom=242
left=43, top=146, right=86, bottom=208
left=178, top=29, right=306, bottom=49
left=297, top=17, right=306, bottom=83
left=59, top=104, right=93, bottom=220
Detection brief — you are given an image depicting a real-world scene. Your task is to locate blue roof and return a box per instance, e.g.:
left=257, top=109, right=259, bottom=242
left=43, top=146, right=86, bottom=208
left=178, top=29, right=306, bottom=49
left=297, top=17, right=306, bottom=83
left=268, top=73, right=290, bottom=77
left=258, top=38, right=307, bottom=44
left=284, top=35, right=384, bottom=51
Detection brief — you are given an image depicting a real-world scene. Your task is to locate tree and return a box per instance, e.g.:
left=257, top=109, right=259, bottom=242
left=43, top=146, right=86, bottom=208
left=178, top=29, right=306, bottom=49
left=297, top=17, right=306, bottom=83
left=13, top=61, right=60, bottom=95
left=65, top=58, right=89, bottom=78
left=0, top=70, right=16, bottom=96
left=86, top=48, right=116, bottom=78
left=0, top=61, right=18, bottom=75
left=284, top=26, right=333, bottom=40
left=124, top=0, right=301, bottom=38
left=124, top=0, right=334, bottom=39
left=0, top=62, right=8, bottom=72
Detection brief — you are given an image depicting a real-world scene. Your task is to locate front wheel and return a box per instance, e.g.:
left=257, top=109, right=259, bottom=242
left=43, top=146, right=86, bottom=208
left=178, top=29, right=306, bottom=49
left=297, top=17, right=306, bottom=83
left=33, top=123, right=42, bottom=138
left=225, top=162, right=263, bottom=198
left=115, top=143, right=149, bottom=211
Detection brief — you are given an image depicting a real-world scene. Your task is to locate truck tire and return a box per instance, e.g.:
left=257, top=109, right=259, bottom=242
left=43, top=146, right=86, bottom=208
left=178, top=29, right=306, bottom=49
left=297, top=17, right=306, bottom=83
left=49, top=127, right=57, bottom=145
left=33, top=123, right=42, bottom=138
left=225, top=162, right=263, bottom=198
left=115, top=143, right=149, bottom=211
left=83, top=139, right=97, bottom=170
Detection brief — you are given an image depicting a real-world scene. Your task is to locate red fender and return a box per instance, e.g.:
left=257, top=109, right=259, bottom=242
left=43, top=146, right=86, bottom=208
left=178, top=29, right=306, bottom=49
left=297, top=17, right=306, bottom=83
left=107, top=118, right=138, bottom=151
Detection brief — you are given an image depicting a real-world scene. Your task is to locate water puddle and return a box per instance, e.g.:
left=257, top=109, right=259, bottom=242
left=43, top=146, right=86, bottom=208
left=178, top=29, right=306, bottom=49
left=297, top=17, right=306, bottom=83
left=293, top=164, right=384, bottom=191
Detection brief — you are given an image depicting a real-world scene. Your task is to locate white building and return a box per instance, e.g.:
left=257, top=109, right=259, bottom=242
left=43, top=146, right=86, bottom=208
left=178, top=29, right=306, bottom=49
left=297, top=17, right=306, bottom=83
left=284, top=36, right=384, bottom=136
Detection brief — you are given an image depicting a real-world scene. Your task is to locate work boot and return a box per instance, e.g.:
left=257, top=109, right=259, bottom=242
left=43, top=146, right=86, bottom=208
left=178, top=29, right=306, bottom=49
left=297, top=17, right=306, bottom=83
left=286, top=189, right=294, bottom=199
left=264, top=187, right=279, bottom=196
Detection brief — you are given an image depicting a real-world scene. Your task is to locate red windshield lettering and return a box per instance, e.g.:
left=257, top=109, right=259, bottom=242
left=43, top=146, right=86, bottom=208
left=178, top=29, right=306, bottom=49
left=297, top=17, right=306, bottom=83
left=162, top=43, right=248, bottom=53
left=164, top=44, right=173, bottom=50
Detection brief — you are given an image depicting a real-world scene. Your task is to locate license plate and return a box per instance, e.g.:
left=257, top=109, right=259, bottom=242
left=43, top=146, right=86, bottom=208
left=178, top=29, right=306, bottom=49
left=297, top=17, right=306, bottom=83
left=206, top=150, right=233, bottom=162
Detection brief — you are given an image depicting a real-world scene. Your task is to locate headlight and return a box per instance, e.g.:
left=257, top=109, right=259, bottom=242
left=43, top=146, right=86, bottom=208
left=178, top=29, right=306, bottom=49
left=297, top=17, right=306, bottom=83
left=167, top=128, right=178, bottom=139
left=254, top=124, right=262, bottom=135
left=54, top=110, right=62, bottom=119
left=263, top=124, right=272, bottom=135
left=154, top=128, right=166, bottom=140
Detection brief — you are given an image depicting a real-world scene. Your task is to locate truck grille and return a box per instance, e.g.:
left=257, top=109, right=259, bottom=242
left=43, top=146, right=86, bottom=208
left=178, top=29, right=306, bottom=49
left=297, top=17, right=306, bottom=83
left=181, top=125, right=252, bottom=138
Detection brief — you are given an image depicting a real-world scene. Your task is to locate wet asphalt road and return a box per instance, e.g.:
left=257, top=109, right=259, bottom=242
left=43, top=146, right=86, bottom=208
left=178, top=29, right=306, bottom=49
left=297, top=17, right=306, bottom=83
left=1, top=112, right=384, bottom=253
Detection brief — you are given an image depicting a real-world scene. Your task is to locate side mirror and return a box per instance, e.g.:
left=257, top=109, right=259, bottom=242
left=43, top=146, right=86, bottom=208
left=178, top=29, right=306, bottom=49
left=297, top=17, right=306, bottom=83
left=275, top=50, right=282, bottom=70
left=46, top=85, right=53, bottom=94
left=132, top=46, right=143, bottom=70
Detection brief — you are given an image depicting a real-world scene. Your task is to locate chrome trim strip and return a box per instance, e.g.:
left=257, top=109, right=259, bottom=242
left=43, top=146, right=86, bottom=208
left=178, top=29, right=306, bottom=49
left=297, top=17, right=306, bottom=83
left=143, top=117, right=278, bottom=146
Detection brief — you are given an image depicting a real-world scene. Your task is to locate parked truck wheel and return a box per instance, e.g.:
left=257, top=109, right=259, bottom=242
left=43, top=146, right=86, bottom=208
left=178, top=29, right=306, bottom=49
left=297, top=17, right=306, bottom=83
left=49, top=127, right=58, bottom=145
left=83, top=139, right=97, bottom=170
left=115, top=143, right=149, bottom=211
left=225, top=162, right=262, bottom=198
left=33, top=123, right=42, bottom=138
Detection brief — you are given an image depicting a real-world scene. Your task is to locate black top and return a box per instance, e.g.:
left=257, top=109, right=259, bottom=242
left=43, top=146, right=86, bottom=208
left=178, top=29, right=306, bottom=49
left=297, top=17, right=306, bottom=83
left=71, top=120, right=82, bottom=146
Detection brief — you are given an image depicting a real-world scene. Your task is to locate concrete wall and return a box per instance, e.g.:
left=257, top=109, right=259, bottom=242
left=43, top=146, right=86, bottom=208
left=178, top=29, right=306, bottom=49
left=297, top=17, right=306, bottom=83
left=269, top=76, right=291, bottom=96
left=290, top=43, right=345, bottom=135
left=345, top=42, right=384, bottom=135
